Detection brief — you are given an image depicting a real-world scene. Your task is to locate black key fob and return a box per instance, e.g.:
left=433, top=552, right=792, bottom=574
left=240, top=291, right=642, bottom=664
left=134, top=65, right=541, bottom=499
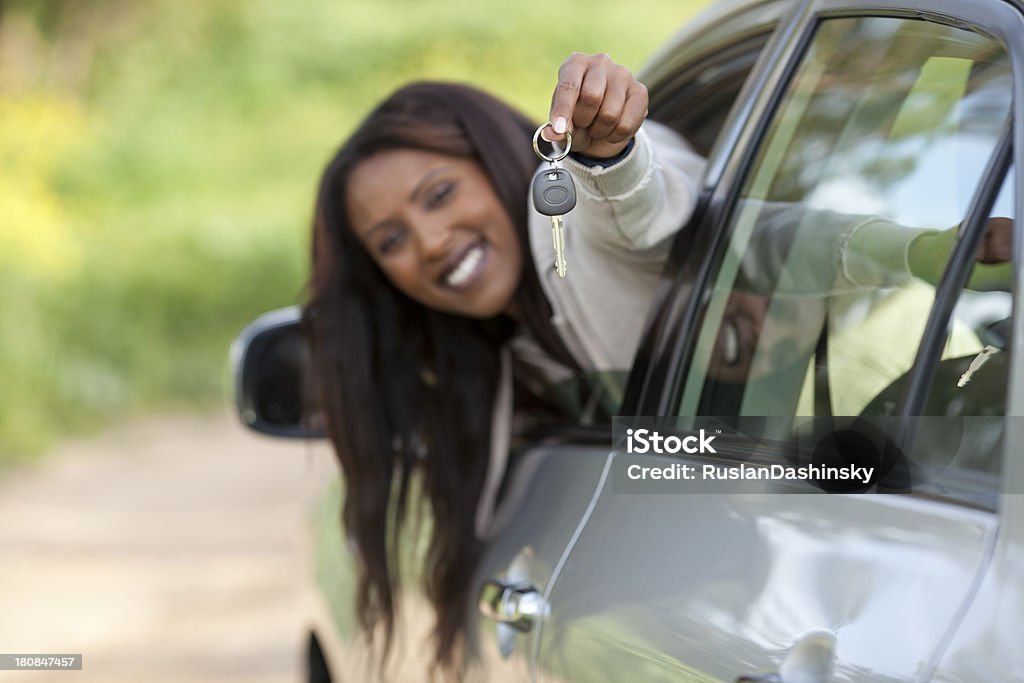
left=532, top=167, right=577, bottom=216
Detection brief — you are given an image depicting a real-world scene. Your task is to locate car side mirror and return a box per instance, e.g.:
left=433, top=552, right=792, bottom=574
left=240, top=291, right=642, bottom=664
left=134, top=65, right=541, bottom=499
left=230, top=306, right=326, bottom=439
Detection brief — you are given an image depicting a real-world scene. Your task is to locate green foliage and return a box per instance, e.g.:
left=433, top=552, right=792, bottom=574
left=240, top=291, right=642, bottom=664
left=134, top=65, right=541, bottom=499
left=0, top=0, right=710, bottom=460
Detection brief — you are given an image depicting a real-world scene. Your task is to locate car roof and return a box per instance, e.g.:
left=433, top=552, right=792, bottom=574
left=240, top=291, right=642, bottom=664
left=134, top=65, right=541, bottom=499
left=639, top=0, right=788, bottom=87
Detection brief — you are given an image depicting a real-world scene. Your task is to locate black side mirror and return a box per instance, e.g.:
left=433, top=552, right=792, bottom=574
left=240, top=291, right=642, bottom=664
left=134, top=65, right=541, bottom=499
left=230, top=306, right=326, bottom=439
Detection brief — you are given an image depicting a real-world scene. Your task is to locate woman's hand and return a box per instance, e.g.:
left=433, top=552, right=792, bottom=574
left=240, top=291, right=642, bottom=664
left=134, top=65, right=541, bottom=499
left=545, top=52, right=648, bottom=160
left=976, top=216, right=1012, bottom=264
left=908, top=217, right=1013, bottom=291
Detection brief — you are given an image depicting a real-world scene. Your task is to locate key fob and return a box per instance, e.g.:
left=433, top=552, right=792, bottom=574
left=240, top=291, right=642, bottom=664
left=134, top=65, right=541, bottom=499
left=532, top=168, right=577, bottom=216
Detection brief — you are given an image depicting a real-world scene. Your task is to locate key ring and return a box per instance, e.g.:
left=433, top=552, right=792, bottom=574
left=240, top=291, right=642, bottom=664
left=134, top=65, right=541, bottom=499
left=533, top=123, right=572, bottom=163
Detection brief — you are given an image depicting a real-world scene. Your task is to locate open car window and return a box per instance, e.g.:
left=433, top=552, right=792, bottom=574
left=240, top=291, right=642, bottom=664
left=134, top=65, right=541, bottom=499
left=651, top=30, right=774, bottom=157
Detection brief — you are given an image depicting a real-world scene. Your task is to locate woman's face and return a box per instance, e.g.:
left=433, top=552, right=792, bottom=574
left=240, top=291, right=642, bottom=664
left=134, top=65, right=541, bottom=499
left=346, top=148, right=523, bottom=319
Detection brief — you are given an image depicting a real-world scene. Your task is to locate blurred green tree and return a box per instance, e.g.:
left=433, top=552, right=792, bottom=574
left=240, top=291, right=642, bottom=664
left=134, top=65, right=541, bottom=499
left=0, top=0, right=709, bottom=460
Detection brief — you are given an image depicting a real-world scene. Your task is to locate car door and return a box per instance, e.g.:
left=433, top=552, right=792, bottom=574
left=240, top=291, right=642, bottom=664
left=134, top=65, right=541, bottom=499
left=533, top=1, right=1022, bottom=681
left=468, top=4, right=787, bottom=680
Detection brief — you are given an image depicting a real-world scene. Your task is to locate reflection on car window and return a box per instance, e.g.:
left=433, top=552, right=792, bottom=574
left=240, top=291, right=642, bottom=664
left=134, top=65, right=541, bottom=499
left=674, top=16, right=1012, bottom=497
left=898, top=169, right=1013, bottom=501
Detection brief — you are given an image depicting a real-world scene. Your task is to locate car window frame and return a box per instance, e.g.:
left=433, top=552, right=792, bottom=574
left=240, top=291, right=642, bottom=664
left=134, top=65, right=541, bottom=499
left=623, top=0, right=820, bottom=415
left=626, top=0, right=1024, bottom=505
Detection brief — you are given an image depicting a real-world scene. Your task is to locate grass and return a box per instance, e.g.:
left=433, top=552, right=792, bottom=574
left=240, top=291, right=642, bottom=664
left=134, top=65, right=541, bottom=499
left=0, top=0, right=712, bottom=460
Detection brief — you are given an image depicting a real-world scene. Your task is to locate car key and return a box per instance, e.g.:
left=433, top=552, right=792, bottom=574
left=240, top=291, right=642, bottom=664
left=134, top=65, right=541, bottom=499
left=532, top=166, right=576, bottom=277
left=532, top=125, right=576, bottom=278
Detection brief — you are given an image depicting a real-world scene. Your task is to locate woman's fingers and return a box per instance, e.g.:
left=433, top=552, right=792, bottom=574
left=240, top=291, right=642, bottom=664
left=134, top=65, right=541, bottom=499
left=547, top=53, right=647, bottom=158
left=977, top=217, right=1013, bottom=264
left=585, top=68, right=627, bottom=140
left=549, top=53, right=589, bottom=137
left=618, top=80, right=649, bottom=142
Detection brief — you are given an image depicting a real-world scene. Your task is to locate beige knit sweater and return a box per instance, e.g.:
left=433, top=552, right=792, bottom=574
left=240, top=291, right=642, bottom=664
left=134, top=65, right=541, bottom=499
left=477, top=121, right=707, bottom=537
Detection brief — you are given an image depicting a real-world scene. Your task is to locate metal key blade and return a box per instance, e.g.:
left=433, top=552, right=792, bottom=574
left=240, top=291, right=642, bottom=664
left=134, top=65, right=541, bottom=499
left=551, top=215, right=567, bottom=278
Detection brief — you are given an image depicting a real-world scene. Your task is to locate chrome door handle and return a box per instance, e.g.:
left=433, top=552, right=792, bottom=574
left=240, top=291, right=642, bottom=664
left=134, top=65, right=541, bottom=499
left=736, top=632, right=834, bottom=683
left=478, top=579, right=549, bottom=633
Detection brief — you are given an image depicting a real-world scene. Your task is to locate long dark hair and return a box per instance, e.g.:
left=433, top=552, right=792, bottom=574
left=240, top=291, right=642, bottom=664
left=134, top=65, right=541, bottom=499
left=305, top=81, right=577, bottom=675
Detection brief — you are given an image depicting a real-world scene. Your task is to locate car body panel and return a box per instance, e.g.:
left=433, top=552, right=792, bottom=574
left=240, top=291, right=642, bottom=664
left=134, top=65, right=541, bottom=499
left=469, top=446, right=615, bottom=679
left=534, top=463, right=996, bottom=682
left=487, top=1, right=1024, bottom=681
left=931, top=489, right=1024, bottom=682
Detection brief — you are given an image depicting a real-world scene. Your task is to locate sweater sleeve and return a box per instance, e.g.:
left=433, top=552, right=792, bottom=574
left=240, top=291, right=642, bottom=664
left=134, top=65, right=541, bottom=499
left=734, top=200, right=940, bottom=296
left=559, top=120, right=707, bottom=257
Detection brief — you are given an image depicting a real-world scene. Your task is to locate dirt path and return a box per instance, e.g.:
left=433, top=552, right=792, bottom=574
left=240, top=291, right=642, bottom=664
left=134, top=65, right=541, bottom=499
left=0, top=413, right=337, bottom=683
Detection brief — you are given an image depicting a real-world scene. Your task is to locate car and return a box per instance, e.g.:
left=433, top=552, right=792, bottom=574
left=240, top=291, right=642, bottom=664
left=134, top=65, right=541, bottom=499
left=232, top=0, right=1024, bottom=680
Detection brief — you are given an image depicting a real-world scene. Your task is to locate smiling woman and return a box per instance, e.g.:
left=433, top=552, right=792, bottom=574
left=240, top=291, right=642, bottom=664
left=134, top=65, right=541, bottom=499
left=346, top=150, right=523, bottom=319
left=304, top=56, right=704, bottom=677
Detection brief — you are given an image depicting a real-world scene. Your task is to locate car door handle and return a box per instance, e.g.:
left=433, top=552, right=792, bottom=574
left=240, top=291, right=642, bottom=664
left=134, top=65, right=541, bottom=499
left=736, top=632, right=835, bottom=683
left=478, top=579, right=549, bottom=633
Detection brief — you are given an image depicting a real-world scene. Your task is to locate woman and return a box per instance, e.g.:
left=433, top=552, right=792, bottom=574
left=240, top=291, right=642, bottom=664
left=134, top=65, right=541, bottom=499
left=304, top=53, right=705, bottom=674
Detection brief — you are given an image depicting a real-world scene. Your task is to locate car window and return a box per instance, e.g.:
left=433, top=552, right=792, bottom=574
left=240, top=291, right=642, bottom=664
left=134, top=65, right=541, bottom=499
left=672, top=16, right=1012, bottom=498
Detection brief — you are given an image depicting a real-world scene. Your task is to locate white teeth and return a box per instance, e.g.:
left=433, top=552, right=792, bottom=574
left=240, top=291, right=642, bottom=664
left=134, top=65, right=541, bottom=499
left=445, top=245, right=484, bottom=288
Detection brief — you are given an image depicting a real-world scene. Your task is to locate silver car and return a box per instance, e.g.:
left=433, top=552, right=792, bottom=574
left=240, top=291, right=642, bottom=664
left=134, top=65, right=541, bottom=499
left=233, top=0, right=1024, bottom=680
